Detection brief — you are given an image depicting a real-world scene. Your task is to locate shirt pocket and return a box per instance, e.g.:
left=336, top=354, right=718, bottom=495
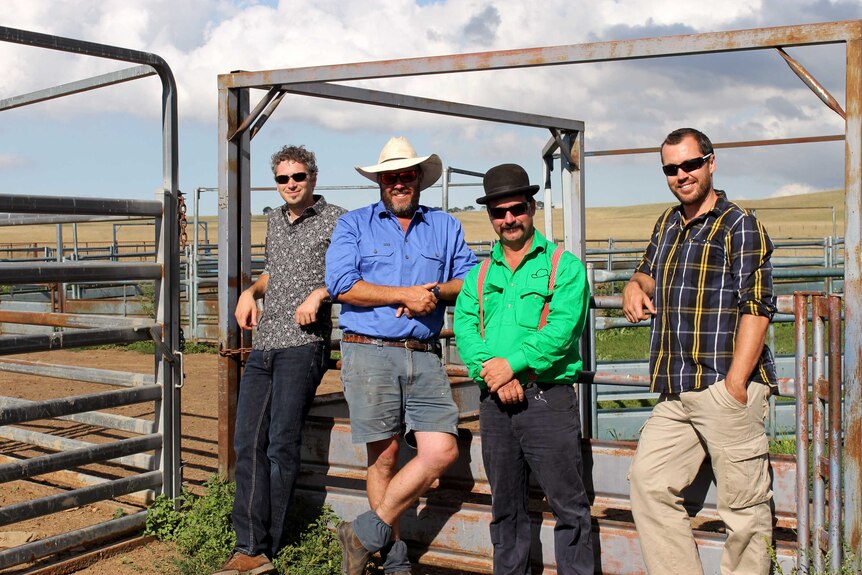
left=359, top=245, right=394, bottom=276
left=418, top=249, right=445, bottom=282
left=514, top=285, right=550, bottom=330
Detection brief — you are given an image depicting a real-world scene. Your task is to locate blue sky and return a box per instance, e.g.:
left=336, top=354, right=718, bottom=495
left=1, top=0, right=860, bottom=215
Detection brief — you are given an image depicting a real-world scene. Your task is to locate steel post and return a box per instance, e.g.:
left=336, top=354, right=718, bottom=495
left=217, top=84, right=251, bottom=478
left=794, top=293, right=811, bottom=571
left=843, top=36, right=862, bottom=565
left=811, top=295, right=826, bottom=573
left=829, top=295, right=844, bottom=571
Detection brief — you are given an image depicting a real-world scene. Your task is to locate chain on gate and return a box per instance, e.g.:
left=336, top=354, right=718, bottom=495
left=177, top=190, right=188, bottom=249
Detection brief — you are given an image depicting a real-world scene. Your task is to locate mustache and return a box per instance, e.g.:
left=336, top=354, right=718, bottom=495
left=502, top=223, right=524, bottom=231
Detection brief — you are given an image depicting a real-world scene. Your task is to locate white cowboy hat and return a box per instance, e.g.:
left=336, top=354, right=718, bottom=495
left=355, top=136, right=443, bottom=191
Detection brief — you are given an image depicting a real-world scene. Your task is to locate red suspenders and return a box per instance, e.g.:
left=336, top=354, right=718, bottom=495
left=477, top=245, right=564, bottom=340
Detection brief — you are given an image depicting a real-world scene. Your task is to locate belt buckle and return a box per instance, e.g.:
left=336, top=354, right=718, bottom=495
left=403, top=340, right=411, bottom=350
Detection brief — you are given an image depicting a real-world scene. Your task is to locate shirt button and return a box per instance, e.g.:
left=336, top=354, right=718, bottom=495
left=510, top=283, right=514, bottom=287
left=507, top=304, right=512, bottom=308
left=405, top=255, right=410, bottom=259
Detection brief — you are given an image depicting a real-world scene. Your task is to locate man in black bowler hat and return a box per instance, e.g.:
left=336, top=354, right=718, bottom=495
left=454, top=163, right=594, bottom=575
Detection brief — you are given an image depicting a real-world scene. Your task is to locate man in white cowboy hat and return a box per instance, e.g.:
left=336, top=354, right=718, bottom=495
left=454, top=163, right=594, bottom=575
left=326, top=136, right=477, bottom=575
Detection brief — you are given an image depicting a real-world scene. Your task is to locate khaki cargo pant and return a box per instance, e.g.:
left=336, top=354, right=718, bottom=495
left=629, top=380, right=773, bottom=575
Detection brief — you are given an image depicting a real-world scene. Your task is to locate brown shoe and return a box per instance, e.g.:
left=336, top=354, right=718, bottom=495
left=337, top=521, right=371, bottom=575
left=212, top=552, right=276, bottom=575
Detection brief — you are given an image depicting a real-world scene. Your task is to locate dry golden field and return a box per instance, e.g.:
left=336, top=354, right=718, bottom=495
left=0, top=189, right=846, bottom=249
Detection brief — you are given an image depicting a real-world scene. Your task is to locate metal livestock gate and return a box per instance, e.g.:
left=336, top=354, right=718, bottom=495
left=217, top=21, right=862, bottom=573
left=0, top=28, right=182, bottom=570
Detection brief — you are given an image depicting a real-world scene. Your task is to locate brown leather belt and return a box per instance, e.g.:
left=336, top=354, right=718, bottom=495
left=341, top=333, right=440, bottom=353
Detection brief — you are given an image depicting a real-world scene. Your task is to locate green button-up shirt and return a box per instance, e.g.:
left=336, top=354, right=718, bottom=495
left=453, top=230, right=590, bottom=388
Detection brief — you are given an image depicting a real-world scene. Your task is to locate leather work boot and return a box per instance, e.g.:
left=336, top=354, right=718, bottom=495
left=337, top=521, right=371, bottom=575
left=211, top=552, right=277, bottom=575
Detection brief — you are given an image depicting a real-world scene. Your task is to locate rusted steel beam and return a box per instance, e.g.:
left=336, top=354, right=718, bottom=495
left=0, top=310, right=152, bottom=329
left=220, top=21, right=862, bottom=89
left=843, top=35, right=862, bottom=566
left=227, top=86, right=282, bottom=141
left=283, top=82, right=585, bottom=132
left=777, top=47, right=846, bottom=119
left=585, top=134, right=845, bottom=157
left=299, top=417, right=801, bottom=529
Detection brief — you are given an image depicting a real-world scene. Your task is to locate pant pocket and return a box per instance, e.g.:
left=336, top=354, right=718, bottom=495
left=719, top=434, right=772, bottom=509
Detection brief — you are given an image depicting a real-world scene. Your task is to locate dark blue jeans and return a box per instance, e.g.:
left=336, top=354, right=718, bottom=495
left=231, top=342, right=327, bottom=558
left=480, top=383, right=594, bottom=575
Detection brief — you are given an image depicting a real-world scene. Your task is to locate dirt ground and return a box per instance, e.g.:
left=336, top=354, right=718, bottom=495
left=0, top=349, right=348, bottom=575
left=0, top=350, right=464, bottom=575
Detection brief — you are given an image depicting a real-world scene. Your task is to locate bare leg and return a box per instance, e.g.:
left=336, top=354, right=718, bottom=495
left=374, top=431, right=458, bottom=526
left=367, top=436, right=401, bottom=539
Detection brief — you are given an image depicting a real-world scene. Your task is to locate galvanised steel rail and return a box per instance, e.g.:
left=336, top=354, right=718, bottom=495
left=0, top=25, right=181, bottom=571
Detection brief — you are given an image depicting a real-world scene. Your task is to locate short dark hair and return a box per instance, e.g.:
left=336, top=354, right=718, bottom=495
left=661, top=128, right=714, bottom=156
left=270, top=145, right=318, bottom=175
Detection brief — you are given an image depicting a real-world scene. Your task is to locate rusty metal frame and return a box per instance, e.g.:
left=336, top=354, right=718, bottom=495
left=218, top=20, right=862, bottom=568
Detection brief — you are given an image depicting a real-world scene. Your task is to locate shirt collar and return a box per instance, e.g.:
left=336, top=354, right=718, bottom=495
left=281, top=195, right=326, bottom=224
left=490, top=228, right=549, bottom=263
left=672, top=189, right=728, bottom=227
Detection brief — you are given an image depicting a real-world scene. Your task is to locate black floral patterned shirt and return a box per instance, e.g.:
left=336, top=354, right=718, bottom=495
left=254, top=195, right=346, bottom=350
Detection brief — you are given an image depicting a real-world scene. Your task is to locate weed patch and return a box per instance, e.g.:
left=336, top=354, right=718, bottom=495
left=145, top=477, right=346, bottom=575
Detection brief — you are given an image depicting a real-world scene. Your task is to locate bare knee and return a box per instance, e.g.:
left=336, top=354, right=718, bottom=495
left=415, top=433, right=458, bottom=475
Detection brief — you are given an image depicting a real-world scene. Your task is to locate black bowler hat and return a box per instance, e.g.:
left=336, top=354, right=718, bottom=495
left=476, top=163, right=540, bottom=205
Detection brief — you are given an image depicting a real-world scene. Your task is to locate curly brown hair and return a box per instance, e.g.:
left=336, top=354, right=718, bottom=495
left=270, top=145, right=318, bottom=175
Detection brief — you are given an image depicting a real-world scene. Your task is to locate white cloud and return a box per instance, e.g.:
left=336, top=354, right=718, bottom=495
left=0, top=154, right=27, bottom=169
left=769, top=183, right=820, bottom=198
left=1, top=0, right=859, bottom=206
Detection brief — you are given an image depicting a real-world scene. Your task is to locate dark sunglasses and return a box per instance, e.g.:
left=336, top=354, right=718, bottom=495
left=661, top=153, right=713, bottom=177
left=379, top=169, right=419, bottom=186
left=488, top=202, right=530, bottom=220
left=274, top=172, right=308, bottom=184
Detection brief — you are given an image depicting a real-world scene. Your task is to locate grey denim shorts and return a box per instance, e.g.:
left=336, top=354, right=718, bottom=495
left=340, top=341, right=459, bottom=445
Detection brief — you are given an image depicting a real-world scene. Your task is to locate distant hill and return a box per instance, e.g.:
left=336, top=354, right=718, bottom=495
left=453, top=189, right=845, bottom=243
left=0, top=190, right=846, bottom=247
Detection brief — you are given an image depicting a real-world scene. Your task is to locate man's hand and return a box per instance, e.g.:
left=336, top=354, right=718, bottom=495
left=235, top=290, right=259, bottom=330
left=725, top=377, right=749, bottom=406
left=295, top=288, right=328, bottom=326
left=395, top=282, right=438, bottom=318
left=494, top=379, right=525, bottom=404
left=481, top=357, right=515, bottom=390
left=622, top=280, right=656, bottom=323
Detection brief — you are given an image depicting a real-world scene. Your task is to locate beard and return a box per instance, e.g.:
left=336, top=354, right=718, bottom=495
left=382, top=190, right=420, bottom=217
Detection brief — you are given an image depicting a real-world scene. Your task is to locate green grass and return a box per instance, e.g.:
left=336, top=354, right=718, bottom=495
left=594, top=321, right=797, bottom=362
left=145, top=477, right=346, bottom=575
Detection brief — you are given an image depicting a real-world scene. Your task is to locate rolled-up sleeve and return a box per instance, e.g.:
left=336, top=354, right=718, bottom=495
left=730, top=214, right=776, bottom=318
left=325, top=214, right=362, bottom=300
left=448, top=219, right=478, bottom=280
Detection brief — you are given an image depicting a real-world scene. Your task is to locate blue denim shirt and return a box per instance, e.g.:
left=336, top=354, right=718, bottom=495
left=326, top=201, right=477, bottom=340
